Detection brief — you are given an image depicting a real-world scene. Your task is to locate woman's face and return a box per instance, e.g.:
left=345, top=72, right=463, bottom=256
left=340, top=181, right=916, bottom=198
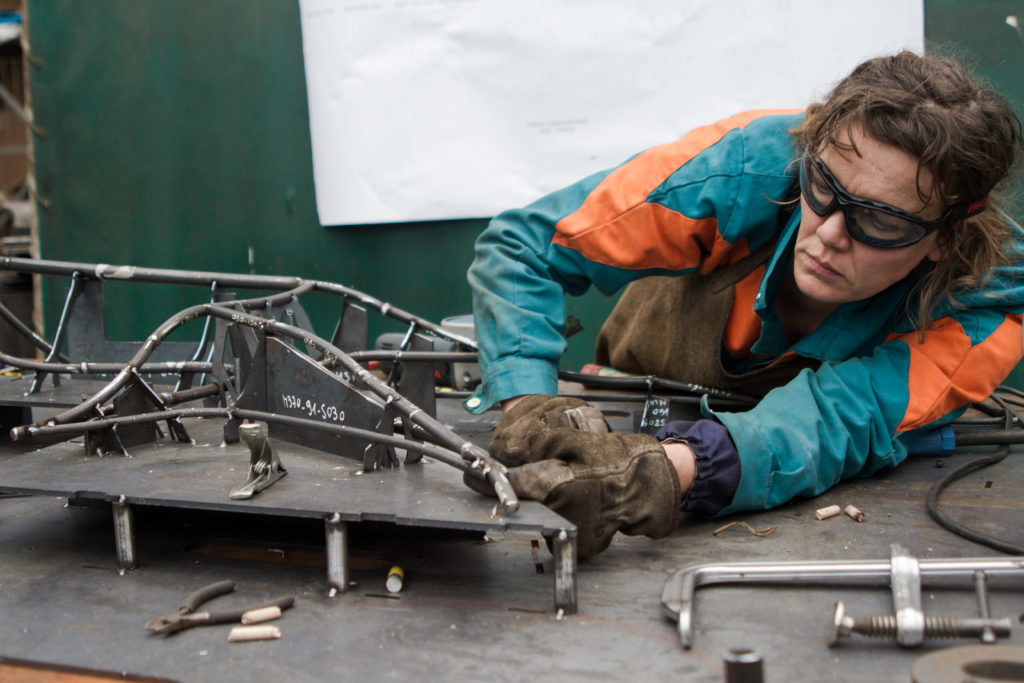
left=791, top=125, right=946, bottom=313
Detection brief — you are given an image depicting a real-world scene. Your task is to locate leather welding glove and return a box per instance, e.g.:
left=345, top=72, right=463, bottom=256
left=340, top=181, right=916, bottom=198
left=488, top=394, right=611, bottom=466
left=488, top=426, right=682, bottom=558
left=462, top=394, right=610, bottom=498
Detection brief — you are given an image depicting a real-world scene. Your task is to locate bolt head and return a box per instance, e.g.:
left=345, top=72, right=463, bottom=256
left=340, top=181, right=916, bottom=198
left=828, top=601, right=848, bottom=647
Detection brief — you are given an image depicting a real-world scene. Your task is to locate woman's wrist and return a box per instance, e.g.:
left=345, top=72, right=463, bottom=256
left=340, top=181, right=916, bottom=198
left=499, top=395, right=530, bottom=414
left=662, top=441, right=697, bottom=494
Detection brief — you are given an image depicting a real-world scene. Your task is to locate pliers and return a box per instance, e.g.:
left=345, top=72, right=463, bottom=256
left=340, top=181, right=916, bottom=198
left=145, top=580, right=295, bottom=636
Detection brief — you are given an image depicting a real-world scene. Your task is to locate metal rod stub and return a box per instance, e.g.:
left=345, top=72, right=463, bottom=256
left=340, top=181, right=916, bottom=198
left=552, top=530, right=578, bottom=615
left=723, top=648, right=764, bottom=683
left=111, top=495, right=137, bottom=573
left=325, top=513, right=348, bottom=597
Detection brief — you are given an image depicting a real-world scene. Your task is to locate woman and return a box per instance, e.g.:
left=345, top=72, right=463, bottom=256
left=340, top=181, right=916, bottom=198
left=465, top=52, right=1024, bottom=557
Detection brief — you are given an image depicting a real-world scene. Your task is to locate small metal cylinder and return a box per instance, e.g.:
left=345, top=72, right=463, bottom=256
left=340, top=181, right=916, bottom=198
left=723, top=648, right=763, bottom=683
left=111, top=495, right=137, bottom=572
left=325, top=512, right=348, bottom=597
left=386, top=566, right=404, bottom=593
left=552, top=530, right=578, bottom=615
left=973, top=571, right=991, bottom=618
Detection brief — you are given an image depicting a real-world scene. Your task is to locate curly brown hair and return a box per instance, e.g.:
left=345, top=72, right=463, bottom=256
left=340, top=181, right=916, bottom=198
left=790, top=51, right=1024, bottom=332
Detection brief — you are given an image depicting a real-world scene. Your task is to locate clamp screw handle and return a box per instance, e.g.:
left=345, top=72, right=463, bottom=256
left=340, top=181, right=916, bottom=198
left=828, top=601, right=1012, bottom=647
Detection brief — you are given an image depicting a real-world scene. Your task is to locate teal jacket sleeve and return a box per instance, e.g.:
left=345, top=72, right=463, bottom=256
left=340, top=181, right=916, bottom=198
left=711, top=270, right=1024, bottom=514
left=466, top=170, right=628, bottom=412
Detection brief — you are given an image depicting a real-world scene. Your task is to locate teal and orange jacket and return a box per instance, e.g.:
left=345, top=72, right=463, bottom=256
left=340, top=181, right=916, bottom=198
left=466, top=110, right=1024, bottom=515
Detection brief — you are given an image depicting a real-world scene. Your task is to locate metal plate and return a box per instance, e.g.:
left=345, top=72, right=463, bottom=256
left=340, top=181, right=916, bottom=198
left=0, top=416, right=569, bottom=536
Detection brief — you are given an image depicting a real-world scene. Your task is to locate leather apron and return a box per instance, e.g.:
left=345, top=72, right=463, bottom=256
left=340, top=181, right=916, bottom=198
left=594, top=241, right=820, bottom=398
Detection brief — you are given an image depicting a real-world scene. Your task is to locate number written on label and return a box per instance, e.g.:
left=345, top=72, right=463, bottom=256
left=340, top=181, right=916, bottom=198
left=640, top=396, right=670, bottom=432
left=279, top=393, right=346, bottom=423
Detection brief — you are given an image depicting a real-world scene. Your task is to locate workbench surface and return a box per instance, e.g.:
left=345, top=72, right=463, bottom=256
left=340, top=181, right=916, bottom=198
left=0, top=397, right=1021, bottom=682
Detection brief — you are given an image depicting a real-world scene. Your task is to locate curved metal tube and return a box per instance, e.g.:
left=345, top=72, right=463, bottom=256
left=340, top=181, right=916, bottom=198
left=0, top=256, right=303, bottom=290
left=0, top=299, right=68, bottom=360
left=311, top=280, right=477, bottom=349
left=0, top=257, right=479, bottom=350
left=17, top=284, right=314, bottom=428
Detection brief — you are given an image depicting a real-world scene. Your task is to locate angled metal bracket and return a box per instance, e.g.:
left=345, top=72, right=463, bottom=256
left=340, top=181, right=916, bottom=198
left=229, top=422, right=287, bottom=500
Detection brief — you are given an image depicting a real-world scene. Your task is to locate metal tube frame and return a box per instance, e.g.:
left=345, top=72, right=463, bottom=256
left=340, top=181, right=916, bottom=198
left=0, top=298, right=67, bottom=360
left=0, top=257, right=584, bottom=609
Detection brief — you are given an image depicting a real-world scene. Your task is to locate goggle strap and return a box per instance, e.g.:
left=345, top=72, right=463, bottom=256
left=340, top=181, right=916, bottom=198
left=965, top=197, right=988, bottom=217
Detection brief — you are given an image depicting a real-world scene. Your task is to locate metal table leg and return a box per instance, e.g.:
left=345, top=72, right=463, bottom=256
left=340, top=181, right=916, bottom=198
left=111, top=495, right=137, bottom=574
left=325, top=512, right=348, bottom=597
left=552, top=529, right=577, bottom=615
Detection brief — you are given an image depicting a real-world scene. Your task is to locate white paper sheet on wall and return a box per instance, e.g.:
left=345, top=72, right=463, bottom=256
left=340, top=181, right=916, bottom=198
left=298, top=0, right=924, bottom=226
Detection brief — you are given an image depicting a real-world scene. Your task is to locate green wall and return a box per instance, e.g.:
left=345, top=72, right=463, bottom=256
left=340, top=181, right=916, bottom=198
left=926, top=0, right=1024, bottom=385
left=23, top=0, right=614, bottom=367
left=22, top=0, right=1024, bottom=375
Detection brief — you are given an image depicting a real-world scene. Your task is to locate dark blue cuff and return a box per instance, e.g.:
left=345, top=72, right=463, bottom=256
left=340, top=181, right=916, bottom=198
left=655, top=419, right=740, bottom=516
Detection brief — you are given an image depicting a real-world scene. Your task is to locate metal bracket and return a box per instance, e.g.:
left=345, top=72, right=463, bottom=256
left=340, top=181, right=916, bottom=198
left=362, top=399, right=400, bottom=471
left=231, top=328, right=422, bottom=465
left=229, top=422, right=287, bottom=500
left=330, top=301, right=368, bottom=355
left=84, top=377, right=192, bottom=456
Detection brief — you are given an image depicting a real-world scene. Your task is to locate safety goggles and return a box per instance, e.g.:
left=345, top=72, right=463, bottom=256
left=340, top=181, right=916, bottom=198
left=799, top=150, right=986, bottom=248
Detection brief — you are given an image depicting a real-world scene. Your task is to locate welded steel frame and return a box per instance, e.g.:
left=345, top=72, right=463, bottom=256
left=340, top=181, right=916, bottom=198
left=0, top=256, right=581, bottom=612
left=0, top=257, right=518, bottom=509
